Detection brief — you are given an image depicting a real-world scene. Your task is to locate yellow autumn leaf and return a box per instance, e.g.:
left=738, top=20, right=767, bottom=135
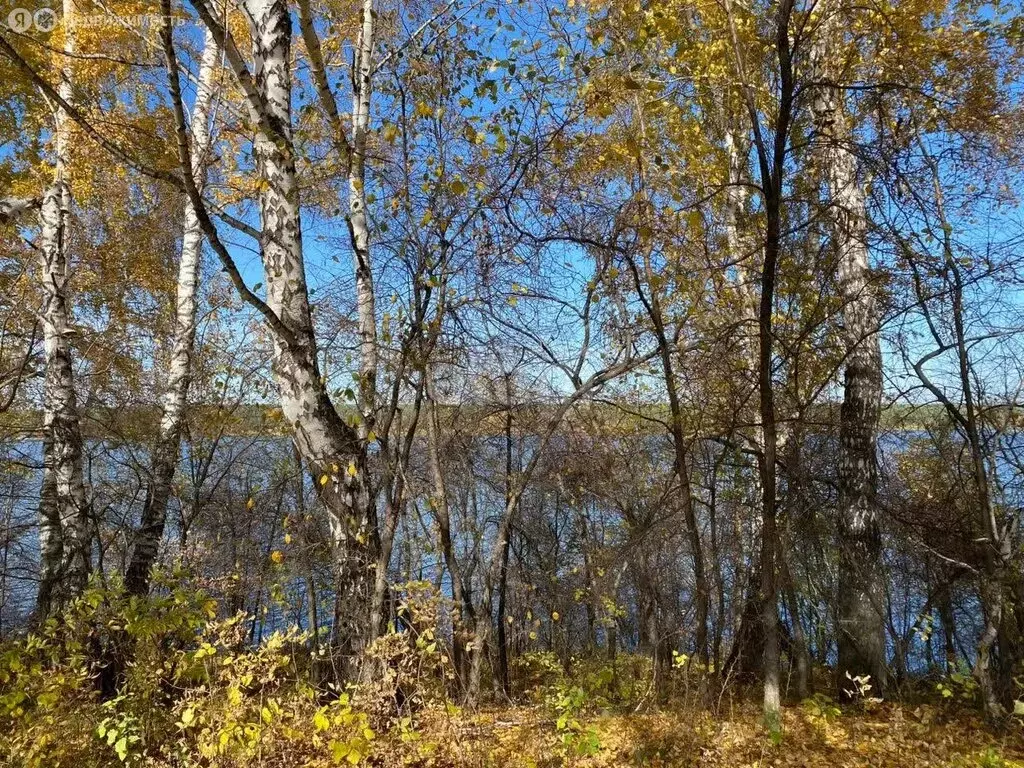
left=313, top=710, right=329, bottom=732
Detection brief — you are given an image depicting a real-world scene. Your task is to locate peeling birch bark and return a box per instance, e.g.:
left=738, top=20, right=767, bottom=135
left=243, top=0, right=372, bottom=672
left=35, top=0, right=90, bottom=621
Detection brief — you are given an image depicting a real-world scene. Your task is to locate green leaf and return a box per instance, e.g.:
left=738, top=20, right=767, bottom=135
left=331, top=740, right=350, bottom=762
left=314, top=710, right=330, bottom=732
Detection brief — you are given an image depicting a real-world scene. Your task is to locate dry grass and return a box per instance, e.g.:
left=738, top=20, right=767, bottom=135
left=374, top=702, right=1024, bottom=768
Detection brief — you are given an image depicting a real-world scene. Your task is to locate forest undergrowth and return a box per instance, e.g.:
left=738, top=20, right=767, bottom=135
left=0, top=581, right=1021, bottom=768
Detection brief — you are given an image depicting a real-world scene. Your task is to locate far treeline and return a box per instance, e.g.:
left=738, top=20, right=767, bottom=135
left=1, top=0, right=1024, bottom=757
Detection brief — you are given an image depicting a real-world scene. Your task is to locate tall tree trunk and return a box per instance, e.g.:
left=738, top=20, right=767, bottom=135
left=293, top=446, right=321, bottom=660
left=425, top=372, right=475, bottom=691
left=781, top=555, right=810, bottom=698
left=722, top=106, right=774, bottom=687
left=937, top=577, right=957, bottom=673
left=708, top=454, right=726, bottom=673
left=365, top=381, right=424, bottom=667
left=288, top=0, right=382, bottom=666
left=125, top=29, right=219, bottom=596
left=348, top=0, right=382, bottom=671
left=782, top=415, right=811, bottom=698
left=496, top=398, right=515, bottom=697
left=649, top=298, right=708, bottom=665
left=723, top=0, right=796, bottom=722
left=466, top=509, right=514, bottom=704
left=495, top=527, right=512, bottom=697
left=242, top=0, right=372, bottom=676
left=364, top=472, right=399, bottom=666
left=756, top=323, right=780, bottom=727
left=349, top=0, right=378, bottom=445
left=35, top=0, right=89, bottom=621
left=808, top=1, right=888, bottom=698
left=574, top=504, right=598, bottom=653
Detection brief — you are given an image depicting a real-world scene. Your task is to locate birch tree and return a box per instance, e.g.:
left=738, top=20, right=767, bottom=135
left=807, top=0, right=888, bottom=697
left=124, top=30, right=221, bottom=596
left=162, top=0, right=375, bottom=670
left=35, top=0, right=90, bottom=620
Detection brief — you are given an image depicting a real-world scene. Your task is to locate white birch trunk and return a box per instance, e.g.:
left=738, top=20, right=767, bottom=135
left=244, top=0, right=371, bottom=671
left=808, top=3, right=888, bottom=695
left=349, top=0, right=378, bottom=443
left=346, top=0, right=381, bottom=665
left=35, top=0, right=89, bottom=619
left=724, top=112, right=765, bottom=517
left=723, top=109, right=774, bottom=684
left=125, top=30, right=220, bottom=595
